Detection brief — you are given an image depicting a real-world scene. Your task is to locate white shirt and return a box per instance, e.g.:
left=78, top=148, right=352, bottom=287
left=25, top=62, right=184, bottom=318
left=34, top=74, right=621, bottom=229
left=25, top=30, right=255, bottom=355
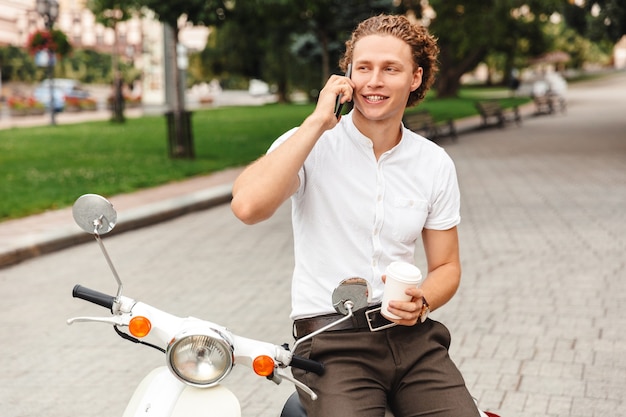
left=268, top=112, right=461, bottom=319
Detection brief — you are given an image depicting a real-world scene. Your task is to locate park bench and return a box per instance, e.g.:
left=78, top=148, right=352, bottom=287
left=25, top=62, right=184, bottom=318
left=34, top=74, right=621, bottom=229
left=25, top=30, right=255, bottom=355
left=403, top=110, right=457, bottom=141
left=533, top=93, right=566, bottom=115
left=475, top=100, right=521, bottom=128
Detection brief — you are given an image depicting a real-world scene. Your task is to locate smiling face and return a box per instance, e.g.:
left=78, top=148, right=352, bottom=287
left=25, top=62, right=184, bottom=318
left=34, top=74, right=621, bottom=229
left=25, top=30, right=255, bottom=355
left=339, top=14, right=439, bottom=109
left=350, top=34, right=423, bottom=125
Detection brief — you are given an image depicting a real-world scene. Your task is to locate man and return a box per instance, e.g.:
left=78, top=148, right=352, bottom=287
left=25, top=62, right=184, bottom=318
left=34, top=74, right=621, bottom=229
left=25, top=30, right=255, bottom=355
left=232, top=14, right=479, bottom=417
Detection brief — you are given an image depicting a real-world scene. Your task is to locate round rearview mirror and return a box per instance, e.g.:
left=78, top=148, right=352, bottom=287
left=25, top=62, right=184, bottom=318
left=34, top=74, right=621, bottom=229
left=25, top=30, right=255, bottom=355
left=332, top=277, right=371, bottom=315
left=72, top=194, right=117, bottom=235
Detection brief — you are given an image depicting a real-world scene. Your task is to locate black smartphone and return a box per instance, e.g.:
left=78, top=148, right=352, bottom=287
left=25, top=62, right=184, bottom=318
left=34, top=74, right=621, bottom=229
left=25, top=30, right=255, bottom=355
left=334, top=63, right=352, bottom=119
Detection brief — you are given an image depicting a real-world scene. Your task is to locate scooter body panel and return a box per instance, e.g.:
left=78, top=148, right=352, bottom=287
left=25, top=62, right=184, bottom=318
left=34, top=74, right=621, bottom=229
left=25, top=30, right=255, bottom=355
left=123, top=366, right=241, bottom=417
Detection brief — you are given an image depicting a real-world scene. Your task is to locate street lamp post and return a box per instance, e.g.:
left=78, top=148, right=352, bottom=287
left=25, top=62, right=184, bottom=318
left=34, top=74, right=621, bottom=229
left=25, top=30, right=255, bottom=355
left=36, top=0, right=59, bottom=126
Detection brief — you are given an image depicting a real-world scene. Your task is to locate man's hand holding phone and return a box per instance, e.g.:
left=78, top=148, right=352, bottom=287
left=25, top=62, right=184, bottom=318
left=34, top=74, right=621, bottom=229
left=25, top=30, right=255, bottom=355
left=334, top=64, right=352, bottom=119
left=305, top=64, right=354, bottom=132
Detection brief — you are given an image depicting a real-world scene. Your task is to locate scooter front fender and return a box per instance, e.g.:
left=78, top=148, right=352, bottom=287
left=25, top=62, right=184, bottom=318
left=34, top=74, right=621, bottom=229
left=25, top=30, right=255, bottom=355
left=123, top=367, right=241, bottom=417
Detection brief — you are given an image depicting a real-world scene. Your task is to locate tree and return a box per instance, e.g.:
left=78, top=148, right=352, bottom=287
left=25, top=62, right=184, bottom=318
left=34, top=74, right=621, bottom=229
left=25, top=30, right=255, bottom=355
left=421, top=1, right=509, bottom=97
left=291, top=0, right=398, bottom=85
left=203, top=0, right=301, bottom=102
left=196, top=0, right=398, bottom=103
left=134, top=0, right=230, bottom=158
left=26, top=29, right=72, bottom=57
left=547, top=21, right=612, bottom=69
left=0, top=46, right=39, bottom=84
left=87, top=0, right=136, bottom=123
left=399, top=0, right=563, bottom=98
left=563, top=0, right=626, bottom=44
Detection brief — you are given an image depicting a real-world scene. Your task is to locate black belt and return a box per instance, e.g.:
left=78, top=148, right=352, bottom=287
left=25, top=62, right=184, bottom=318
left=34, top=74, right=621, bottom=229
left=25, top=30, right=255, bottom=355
left=293, top=304, right=396, bottom=339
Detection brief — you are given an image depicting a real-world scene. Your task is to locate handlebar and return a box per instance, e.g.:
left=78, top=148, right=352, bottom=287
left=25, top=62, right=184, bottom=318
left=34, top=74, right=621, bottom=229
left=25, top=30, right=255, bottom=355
left=72, top=284, right=325, bottom=374
left=72, top=284, right=115, bottom=311
left=290, top=354, right=325, bottom=376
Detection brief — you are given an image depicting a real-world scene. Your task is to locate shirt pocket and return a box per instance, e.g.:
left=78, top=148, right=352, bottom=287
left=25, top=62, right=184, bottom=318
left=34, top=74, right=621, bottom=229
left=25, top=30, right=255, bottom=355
left=391, top=198, right=429, bottom=243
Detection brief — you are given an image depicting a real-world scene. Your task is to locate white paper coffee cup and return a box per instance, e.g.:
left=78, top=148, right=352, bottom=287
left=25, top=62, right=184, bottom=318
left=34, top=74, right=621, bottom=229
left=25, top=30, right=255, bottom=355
left=381, top=261, right=423, bottom=320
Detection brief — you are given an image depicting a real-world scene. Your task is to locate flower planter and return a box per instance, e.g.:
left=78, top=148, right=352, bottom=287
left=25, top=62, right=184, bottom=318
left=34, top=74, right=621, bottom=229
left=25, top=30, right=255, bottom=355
left=10, top=109, right=29, bottom=117
left=8, top=95, right=47, bottom=117
left=29, top=108, right=46, bottom=116
left=65, top=105, right=81, bottom=113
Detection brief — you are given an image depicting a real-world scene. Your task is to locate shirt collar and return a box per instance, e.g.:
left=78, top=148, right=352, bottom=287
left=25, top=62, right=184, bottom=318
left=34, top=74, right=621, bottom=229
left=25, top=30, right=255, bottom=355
left=342, top=111, right=405, bottom=157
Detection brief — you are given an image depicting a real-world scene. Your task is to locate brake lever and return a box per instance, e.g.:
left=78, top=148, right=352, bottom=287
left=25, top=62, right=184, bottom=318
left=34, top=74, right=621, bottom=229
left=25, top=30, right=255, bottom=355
left=67, top=315, right=128, bottom=326
left=274, top=369, right=317, bottom=400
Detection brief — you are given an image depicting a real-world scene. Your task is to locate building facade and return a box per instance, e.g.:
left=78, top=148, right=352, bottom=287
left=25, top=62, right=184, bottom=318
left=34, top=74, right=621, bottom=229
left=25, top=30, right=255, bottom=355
left=1, top=0, right=148, bottom=67
left=0, top=0, right=209, bottom=106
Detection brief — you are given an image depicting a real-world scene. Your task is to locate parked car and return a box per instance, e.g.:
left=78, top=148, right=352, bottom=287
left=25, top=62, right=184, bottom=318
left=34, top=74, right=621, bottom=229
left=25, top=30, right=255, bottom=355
left=33, top=78, right=91, bottom=112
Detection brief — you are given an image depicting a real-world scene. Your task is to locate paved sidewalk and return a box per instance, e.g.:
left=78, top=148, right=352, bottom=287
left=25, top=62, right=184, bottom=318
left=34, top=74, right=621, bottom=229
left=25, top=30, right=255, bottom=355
left=0, top=167, right=241, bottom=267
left=0, top=107, right=143, bottom=130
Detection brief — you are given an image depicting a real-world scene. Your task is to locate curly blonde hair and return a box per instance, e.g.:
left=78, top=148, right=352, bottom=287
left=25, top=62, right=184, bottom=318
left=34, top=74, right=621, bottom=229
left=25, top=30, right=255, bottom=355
left=339, top=14, right=439, bottom=107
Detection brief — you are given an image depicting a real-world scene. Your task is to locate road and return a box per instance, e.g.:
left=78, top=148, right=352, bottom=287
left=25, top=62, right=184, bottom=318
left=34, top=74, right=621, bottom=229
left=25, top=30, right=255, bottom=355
left=1, top=72, right=625, bottom=417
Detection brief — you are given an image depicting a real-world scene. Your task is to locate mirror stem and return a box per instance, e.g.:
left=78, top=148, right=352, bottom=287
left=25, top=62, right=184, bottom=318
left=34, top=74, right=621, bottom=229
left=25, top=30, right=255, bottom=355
left=293, top=301, right=354, bottom=351
left=94, top=231, right=124, bottom=303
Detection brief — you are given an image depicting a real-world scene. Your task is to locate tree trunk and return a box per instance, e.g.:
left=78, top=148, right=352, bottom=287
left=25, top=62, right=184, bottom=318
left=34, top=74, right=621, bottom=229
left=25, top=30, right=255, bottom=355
left=436, top=69, right=463, bottom=98
left=320, top=31, right=330, bottom=85
left=275, top=44, right=291, bottom=104
left=168, top=25, right=194, bottom=159
left=111, top=24, right=125, bottom=123
left=436, top=45, right=488, bottom=98
left=276, top=76, right=289, bottom=103
left=113, top=75, right=125, bottom=122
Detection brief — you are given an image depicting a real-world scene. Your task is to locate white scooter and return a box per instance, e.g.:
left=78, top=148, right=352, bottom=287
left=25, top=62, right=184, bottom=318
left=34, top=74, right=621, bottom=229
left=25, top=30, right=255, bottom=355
left=68, top=194, right=501, bottom=417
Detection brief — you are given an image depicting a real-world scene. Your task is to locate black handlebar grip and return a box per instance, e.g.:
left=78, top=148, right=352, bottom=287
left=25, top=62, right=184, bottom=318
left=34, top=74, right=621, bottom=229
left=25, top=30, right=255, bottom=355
left=72, top=284, right=115, bottom=310
left=290, top=355, right=325, bottom=375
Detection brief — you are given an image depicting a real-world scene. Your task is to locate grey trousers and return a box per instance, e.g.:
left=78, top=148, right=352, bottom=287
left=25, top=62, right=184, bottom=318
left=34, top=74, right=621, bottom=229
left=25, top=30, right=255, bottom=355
left=291, top=319, right=480, bottom=417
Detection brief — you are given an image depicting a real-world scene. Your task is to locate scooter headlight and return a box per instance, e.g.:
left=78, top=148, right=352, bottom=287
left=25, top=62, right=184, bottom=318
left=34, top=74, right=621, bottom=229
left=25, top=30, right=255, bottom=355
left=166, top=327, right=234, bottom=387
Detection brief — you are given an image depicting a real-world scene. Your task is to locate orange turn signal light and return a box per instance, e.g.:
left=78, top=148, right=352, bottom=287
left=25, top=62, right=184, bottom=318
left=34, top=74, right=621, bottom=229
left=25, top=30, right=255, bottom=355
left=129, top=316, right=151, bottom=338
left=252, top=355, right=275, bottom=377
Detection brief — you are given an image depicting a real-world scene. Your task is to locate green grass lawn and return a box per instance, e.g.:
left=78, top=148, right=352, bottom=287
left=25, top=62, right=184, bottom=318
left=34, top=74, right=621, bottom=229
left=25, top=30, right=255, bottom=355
left=0, top=88, right=529, bottom=221
left=413, top=87, right=529, bottom=121
left=0, top=104, right=314, bottom=220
